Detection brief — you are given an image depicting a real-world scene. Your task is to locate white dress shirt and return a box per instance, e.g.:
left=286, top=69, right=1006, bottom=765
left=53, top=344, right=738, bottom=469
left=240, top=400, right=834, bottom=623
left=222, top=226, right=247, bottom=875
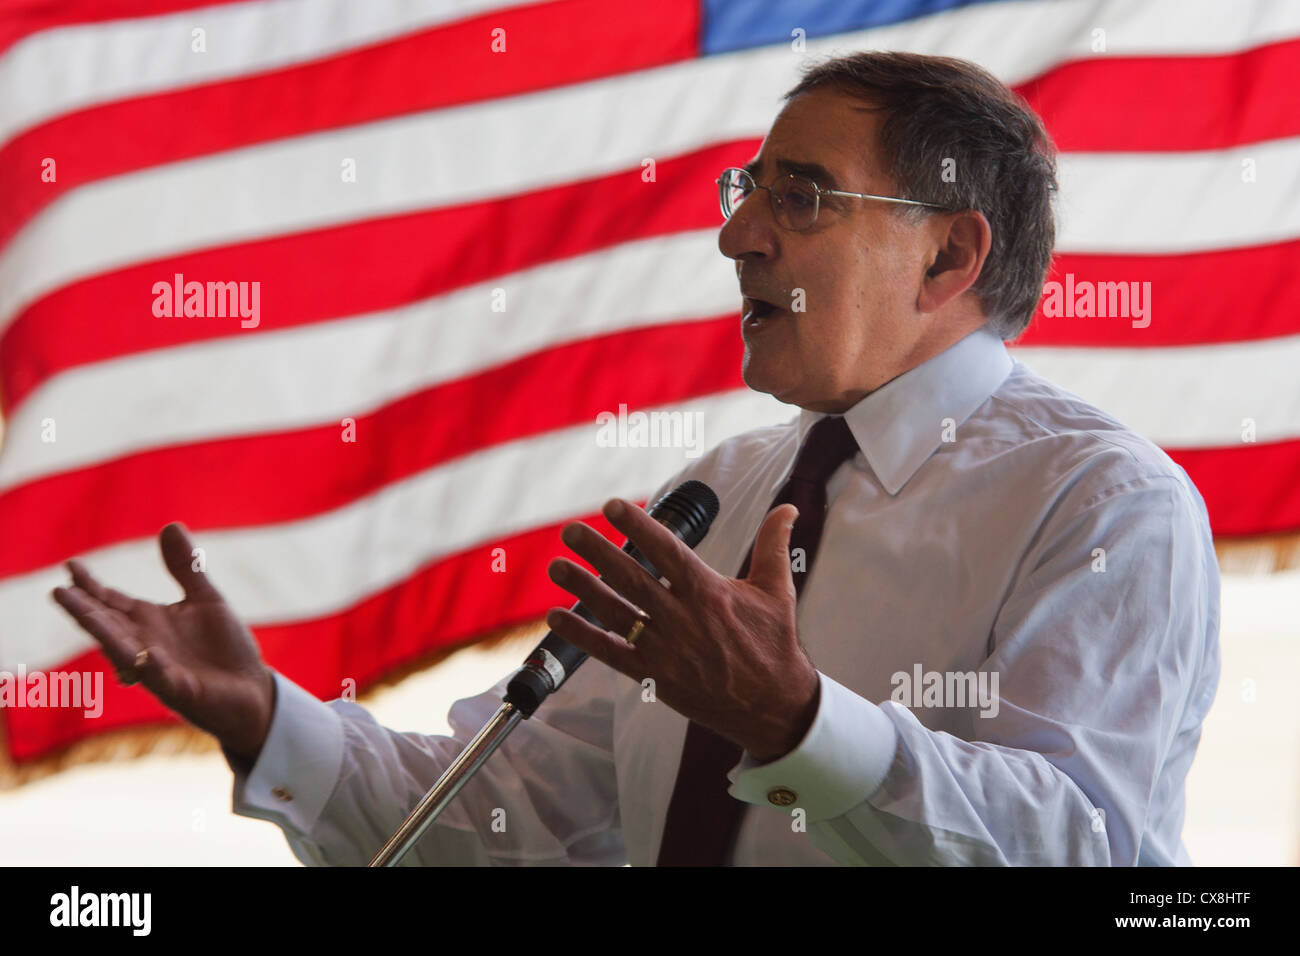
left=230, top=326, right=1221, bottom=865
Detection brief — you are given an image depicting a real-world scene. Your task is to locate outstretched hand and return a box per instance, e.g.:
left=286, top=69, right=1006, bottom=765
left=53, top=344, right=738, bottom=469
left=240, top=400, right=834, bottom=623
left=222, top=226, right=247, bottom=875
left=50, top=523, right=275, bottom=764
left=546, top=499, right=820, bottom=762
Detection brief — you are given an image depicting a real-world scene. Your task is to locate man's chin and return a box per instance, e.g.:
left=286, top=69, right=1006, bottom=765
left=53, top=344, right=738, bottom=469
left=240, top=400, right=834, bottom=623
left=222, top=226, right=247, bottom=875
left=740, top=363, right=795, bottom=404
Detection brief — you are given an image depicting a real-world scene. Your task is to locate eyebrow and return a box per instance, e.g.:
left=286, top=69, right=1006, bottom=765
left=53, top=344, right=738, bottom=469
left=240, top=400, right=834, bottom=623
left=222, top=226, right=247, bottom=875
left=742, top=158, right=842, bottom=191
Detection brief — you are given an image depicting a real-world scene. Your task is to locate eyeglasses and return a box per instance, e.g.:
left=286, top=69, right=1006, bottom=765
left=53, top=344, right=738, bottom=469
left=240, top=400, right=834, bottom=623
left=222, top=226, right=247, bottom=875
left=716, top=167, right=948, bottom=232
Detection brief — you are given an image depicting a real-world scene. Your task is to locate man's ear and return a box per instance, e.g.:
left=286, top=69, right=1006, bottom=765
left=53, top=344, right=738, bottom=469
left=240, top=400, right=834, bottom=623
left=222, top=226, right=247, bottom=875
left=917, top=210, right=992, bottom=314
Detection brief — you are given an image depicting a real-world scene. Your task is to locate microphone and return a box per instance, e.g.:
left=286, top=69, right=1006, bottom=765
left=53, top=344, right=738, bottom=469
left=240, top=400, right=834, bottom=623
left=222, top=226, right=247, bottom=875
left=505, top=479, right=720, bottom=716
left=370, top=479, right=720, bottom=865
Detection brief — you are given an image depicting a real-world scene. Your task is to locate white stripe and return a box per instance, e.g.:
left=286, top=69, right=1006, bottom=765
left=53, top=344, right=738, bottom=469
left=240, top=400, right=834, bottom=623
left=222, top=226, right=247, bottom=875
left=4, top=225, right=1298, bottom=493
left=5, top=0, right=1297, bottom=148
left=0, top=230, right=735, bottom=491
left=0, top=0, right=550, bottom=148
left=1055, top=140, right=1300, bottom=254
left=1011, top=334, right=1300, bottom=448
left=3, top=9, right=1300, bottom=334
left=1, top=388, right=794, bottom=671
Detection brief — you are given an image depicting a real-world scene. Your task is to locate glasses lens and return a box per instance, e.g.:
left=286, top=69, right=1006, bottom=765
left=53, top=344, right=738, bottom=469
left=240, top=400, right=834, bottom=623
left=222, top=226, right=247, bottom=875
left=771, top=175, right=818, bottom=230
left=719, top=169, right=752, bottom=219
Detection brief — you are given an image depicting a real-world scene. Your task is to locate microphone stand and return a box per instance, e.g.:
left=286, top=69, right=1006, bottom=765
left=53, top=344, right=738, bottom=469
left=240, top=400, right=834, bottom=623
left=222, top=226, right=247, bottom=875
left=369, top=701, right=523, bottom=867
left=368, top=480, right=719, bottom=867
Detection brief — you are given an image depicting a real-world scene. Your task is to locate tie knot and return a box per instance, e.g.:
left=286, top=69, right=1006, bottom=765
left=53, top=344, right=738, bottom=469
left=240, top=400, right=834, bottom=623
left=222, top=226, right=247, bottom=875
left=790, top=415, right=858, bottom=485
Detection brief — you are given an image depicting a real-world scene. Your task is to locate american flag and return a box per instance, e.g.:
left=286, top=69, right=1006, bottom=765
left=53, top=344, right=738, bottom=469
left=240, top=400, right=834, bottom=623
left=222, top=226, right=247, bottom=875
left=2, top=0, right=1297, bottom=768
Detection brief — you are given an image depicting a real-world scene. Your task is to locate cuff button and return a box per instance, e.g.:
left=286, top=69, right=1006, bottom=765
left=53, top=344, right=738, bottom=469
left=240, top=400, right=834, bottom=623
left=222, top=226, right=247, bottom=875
left=766, top=786, right=797, bottom=807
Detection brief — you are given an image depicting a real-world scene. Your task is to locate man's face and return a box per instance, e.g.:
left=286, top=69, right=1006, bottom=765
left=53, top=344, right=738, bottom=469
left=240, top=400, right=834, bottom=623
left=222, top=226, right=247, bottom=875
left=719, top=87, right=937, bottom=412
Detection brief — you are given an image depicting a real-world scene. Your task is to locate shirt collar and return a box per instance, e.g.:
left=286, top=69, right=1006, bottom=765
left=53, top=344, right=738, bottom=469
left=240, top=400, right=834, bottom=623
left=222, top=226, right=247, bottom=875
left=796, top=327, right=1014, bottom=496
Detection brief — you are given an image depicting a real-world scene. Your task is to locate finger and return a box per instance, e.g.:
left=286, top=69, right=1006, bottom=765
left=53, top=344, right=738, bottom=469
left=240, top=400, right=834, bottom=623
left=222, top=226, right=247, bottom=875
left=745, top=504, right=799, bottom=600
left=159, top=522, right=223, bottom=603
left=547, top=556, right=650, bottom=636
left=51, top=585, right=143, bottom=672
left=559, top=521, right=670, bottom=617
left=545, top=606, right=640, bottom=677
left=601, top=498, right=702, bottom=587
left=66, top=559, right=138, bottom=616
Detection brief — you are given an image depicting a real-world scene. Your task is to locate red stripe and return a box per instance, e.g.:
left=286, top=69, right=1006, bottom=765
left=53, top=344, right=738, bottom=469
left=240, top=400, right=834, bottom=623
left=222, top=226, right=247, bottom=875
left=0, top=0, right=255, bottom=59
left=1168, top=437, right=1300, bottom=537
left=1016, top=241, right=1300, bottom=346
left=0, top=140, right=746, bottom=415
left=0, top=0, right=699, bottom=252
left=0, top=316, right=743, bottom=578
left=1015, top=38, right=1300, bottom=153
left=2, top=505, right=634, bottom=763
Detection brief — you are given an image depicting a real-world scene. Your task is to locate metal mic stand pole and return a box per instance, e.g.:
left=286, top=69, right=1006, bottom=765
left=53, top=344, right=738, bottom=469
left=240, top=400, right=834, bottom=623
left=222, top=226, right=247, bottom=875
left=369, top=701, right=523, bottom=866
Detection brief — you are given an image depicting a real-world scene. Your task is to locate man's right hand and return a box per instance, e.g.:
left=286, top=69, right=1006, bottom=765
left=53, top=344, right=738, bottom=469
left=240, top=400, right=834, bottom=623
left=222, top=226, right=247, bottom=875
left=50, top=522, right=275, bottom=766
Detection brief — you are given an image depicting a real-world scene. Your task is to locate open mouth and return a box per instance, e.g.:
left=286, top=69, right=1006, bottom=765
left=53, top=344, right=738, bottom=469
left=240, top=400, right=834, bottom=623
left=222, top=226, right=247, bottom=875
left=743, top=297, right=786, bottom=326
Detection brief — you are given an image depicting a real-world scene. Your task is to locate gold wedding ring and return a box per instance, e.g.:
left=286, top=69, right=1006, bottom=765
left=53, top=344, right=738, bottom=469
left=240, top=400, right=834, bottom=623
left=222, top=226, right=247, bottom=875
left=118, top=647, right=151, bottom=686
left=625, top=613, right=650, bottom=645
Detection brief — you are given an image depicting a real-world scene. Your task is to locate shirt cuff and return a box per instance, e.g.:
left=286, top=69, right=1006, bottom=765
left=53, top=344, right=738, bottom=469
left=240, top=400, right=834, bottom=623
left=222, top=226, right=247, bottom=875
left=727, top=671, right=897, bottom=822
left=229, top=670, right=345, bottom=835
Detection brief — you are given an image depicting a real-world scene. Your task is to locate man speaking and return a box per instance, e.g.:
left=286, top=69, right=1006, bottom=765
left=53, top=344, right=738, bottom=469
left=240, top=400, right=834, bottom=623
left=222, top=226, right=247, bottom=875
left=51, top=52, right=1220, bottom=866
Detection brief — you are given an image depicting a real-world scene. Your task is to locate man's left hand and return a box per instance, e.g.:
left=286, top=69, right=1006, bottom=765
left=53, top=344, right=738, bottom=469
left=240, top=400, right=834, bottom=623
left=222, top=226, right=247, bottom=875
left=545, top=498, right=820, bottom=762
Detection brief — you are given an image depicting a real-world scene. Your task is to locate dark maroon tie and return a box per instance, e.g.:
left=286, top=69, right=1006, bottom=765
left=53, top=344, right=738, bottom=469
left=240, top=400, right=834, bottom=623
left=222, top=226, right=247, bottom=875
left=655, top=415, right=859, bottom=865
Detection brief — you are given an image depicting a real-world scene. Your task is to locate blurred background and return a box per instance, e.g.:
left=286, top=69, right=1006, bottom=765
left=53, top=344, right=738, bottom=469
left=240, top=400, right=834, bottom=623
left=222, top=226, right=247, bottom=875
left=1, top=0, right=1297, bottom=864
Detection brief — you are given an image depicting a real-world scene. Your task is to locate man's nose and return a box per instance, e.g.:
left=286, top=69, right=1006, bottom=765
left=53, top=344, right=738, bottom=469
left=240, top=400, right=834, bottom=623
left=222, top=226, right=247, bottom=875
left=718, top=191, right=778, bottom=262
